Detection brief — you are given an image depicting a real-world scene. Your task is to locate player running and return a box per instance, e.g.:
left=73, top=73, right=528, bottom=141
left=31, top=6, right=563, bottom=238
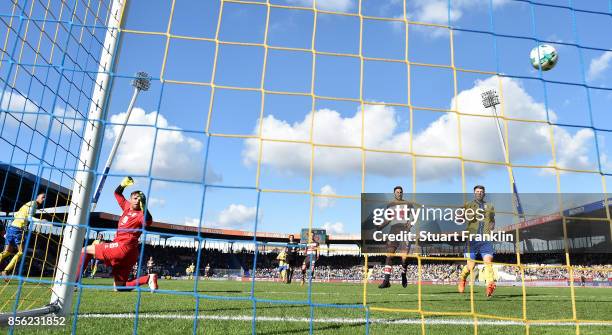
left=76, top=177, right=158, bottom=291
left=300, top=232, right=319, bottom=286
left=0, top=193, right=46, bottom=279
left=377, top=186, right=414, bottom=289
left=276, top=249, right=288, bottom=282
left=457, top=185, right=497, bottom=297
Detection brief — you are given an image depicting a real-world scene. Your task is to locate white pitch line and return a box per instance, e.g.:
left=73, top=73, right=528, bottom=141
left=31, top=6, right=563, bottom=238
left=207, top=291, right=612, bottom=299
left=78, top=313, right=612, bottom=327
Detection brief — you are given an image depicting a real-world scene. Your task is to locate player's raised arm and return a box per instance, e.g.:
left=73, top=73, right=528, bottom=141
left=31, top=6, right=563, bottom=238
left=114, top=176, right=134, bottom=209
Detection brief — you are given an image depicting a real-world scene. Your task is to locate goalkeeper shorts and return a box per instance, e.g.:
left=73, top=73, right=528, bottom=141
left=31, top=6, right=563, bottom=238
left=95, top=242, right=139, bottom=282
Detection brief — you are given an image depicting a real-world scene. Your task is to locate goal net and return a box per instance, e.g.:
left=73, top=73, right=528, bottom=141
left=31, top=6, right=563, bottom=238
left=0, top=0, right=611, bottom=334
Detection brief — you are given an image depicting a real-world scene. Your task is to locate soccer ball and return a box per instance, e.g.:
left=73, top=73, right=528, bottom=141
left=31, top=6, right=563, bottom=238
left=530, top=44, right=558, bottom=71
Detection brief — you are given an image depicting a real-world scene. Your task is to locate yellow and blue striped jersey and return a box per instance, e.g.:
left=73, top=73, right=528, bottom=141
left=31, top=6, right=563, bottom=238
left=464, top=200, right=495, bottom=235
left=11, top=200, right=37, bottom=229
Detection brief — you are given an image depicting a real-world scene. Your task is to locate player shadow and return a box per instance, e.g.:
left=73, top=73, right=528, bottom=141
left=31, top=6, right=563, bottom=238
left=490, top=293, right=524, bottom=299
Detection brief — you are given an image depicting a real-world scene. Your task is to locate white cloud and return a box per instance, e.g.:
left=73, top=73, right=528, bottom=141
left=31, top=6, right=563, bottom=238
left=205, top=204, right=258, bottom=229
left=411, top=0, right=509, bottom=25
left=587, top=51, right=612, bottom=82
left=184, top=217, right=201, bottom=227
left=243, top=104, right=411, bottom=177
left=322, top=221, right=344, bottom=234
left=2, top=91, right=223, bottom=182
left=1, top=90, right=37, bottom=114
left=106, top=108, right=221, bottom=183
left=598, top=134, right=612, bottom=173
left=451, top=77, right=595, bottom=172
left=287, top=0, right=353, bottom=12
left=1, top=90, right=85, bottom=138
left=317, top=184, right=336, bottom=208
left=551, top=128, right=595, bottom=172
left=148, top=197, right=166, bottom=207
left=242, top=76, right=597, bottom=180
left=414, top=0, right=461, bottom=24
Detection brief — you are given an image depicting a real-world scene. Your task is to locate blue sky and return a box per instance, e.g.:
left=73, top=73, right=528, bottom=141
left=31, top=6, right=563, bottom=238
left=1, top=0, right=611, bottom=237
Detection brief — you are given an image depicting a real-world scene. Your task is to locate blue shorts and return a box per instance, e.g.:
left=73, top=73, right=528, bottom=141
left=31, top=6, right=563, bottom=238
left=278, top=265, right=288, bottom=272
left=4, top=226, right=24, bottom=248
left=464, top=241, right=494, bottom=260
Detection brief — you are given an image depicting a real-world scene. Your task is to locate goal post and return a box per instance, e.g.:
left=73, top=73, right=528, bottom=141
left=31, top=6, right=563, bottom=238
left=48, top=0, right=128, bottom=317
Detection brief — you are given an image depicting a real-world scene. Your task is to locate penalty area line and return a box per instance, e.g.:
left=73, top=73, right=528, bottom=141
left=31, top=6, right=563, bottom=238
left=78, top=313, right=612, bottom=327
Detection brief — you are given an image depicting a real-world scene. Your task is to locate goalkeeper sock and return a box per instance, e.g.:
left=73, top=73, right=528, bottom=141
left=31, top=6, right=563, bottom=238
left=485, top=263, right=495, bottom=284
left=460, top=265, right=471, bottom=281
left=127, top=275, right=150, bottom=287
left=4, top=251, right=23, bottom=273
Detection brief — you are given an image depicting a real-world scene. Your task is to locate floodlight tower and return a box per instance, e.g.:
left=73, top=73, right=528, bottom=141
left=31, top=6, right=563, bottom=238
left=481, top=89, right=525, bottom=218
left=91, top=71, right=151, bottom=210
left=481, top=90, right=507, bottom=164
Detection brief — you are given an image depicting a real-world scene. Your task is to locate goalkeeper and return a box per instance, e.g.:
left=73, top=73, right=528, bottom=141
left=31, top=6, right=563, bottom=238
left=75, top=177, right=158, bottom=291
left=0, top=193, right=46, bottom=279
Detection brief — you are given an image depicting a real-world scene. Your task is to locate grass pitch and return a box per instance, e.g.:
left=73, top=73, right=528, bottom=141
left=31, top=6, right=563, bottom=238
left=1, top=278, right=611, bottom=334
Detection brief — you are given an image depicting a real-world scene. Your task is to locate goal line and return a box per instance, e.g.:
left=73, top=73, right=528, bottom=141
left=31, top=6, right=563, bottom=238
left=78, top=313, right=612, bottom=327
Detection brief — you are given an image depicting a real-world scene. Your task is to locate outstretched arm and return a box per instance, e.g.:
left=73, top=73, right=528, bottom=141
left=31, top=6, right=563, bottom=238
left=114, top=177, right=134, bottom=210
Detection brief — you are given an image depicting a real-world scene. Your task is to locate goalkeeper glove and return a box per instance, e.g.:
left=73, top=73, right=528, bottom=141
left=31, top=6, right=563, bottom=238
left=120, top=176, right=134, bottom=188
left=137, top=191, right=146, bottom=211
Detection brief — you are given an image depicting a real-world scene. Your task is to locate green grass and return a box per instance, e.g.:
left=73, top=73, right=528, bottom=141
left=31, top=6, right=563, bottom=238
left=1, top=278, right=611, bottom=334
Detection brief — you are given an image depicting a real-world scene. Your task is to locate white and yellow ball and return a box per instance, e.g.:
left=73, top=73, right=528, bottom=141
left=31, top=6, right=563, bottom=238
left=530, top=44, right=558, bottom=71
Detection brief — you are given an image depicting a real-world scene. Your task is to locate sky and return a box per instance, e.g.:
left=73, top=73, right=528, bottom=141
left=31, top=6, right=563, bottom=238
left=0, top=0, right=611, bottom=238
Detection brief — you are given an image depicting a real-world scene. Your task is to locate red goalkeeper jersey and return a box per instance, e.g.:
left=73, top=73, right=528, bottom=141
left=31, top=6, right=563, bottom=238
left=114, top=190, right=153, bottom=246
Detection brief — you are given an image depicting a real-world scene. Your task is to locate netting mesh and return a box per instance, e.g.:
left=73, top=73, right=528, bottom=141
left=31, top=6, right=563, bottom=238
left=0, top=0, right=611, bottom=334
left=0, top=0, right=114, bottom=313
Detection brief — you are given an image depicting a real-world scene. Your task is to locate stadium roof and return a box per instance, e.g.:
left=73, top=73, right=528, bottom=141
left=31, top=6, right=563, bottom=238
left=89, top=212, right=361, bottom=244
left=83, top=199, right=611, bottom=250
left=501, top=198, right=612, bottom=240
left=0, top=163, right=72, bottom=213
